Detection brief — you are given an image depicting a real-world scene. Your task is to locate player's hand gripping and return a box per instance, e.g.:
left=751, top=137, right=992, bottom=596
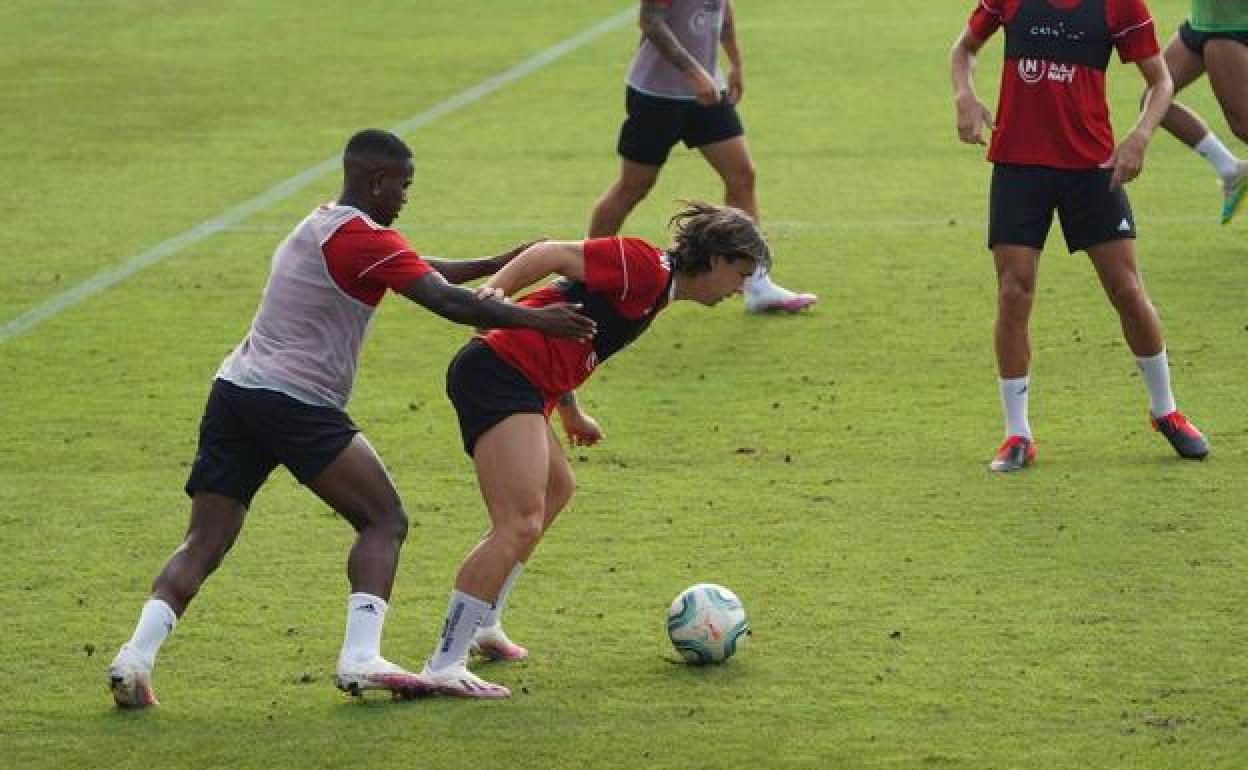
left=726, top=67, right=744, bottom=105
left=560, top=409, right=604, bottom=447
left=1101, top=129, right=1148, bottom=189
left=690, top=67, right=722, bottom=107
left=531, top=303, right=596, bottom=342
left=955, top=93, right=994, bottom=145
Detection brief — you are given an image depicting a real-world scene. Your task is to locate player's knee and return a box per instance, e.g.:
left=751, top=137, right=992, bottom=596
left=1106, top=280, right=1147, bottom=311
left=998, top=280, right=1034, bottom=311
left=372, top=504, right=409, bottom=544
left=501, top=512, right=545, bottom=552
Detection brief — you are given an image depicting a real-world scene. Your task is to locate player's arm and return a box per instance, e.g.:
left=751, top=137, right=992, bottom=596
left=555, top=391, right=605, bottom=446
left=400, top=271, right=595, bottom=340
left=720, top=0, right=743, bottom=104
left=640, top=0, right=720, bottom=105
left=422, top=240, right=544, bottom=285
left=483, top=241, right=587, bottom=296
left=950, top=28, right=995, bottom=145
left=1103, top=54, right=1173, bottom=188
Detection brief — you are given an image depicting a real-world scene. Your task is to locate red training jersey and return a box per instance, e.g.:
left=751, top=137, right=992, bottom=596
left=322, top=215, right=433, bottom=306
left=483, top=236, right=673, bottom=404
left=967, top=0, right=1159, bottom=169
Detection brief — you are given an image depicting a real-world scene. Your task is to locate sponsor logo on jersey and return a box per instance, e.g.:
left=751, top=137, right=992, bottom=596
left=1017, top=59, right=1077, bottom=85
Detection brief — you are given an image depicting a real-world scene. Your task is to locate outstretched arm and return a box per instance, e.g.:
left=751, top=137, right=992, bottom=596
left=950, top=28, right=995, bottom=146
left=422, top=240, right=543, bottom=285
left=400, top=271, right=595, bottom=340
left=640, top=0, right=720, bottom=106
left=484, top=240, right=587, bottom=296
left=1102, top=54, right=1173, bottom=188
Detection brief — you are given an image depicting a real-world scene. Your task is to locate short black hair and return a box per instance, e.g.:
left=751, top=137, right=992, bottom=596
left=667, top=201, right=771, bottom=274
left=343, top=129, right=412, bottom=163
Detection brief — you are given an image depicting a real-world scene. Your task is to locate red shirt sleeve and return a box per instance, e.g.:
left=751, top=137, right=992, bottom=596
left=1109, top=0, right=1159, bottom=62
left=968, top=0, right=1006, bottom=41
left=323, top=218, right=433, bottom=306
left=582, top=236, right=668, bottom=318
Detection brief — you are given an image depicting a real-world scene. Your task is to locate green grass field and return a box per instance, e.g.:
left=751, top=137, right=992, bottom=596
left=2, top=1, right=1245, bottom=767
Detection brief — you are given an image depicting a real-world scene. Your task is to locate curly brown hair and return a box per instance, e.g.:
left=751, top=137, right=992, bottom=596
left=666, top=201, right=771, bottom=274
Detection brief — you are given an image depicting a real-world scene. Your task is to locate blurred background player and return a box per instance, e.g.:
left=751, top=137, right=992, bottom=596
left=1157, top=0, right=1248, bottom=223
left=587, top=0, right=815, bottom=314
left=106, top=129, right=596, bottom=707
left=950, top=0, right=1209, bottom=472
left=418, top=202, right=769, bottom=698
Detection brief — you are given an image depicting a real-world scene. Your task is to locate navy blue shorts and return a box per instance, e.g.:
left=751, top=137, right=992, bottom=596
left=1179, top=21, right=1248, bottom=54
left=446, top=340, right=545, bottom=457
left=989, top=164, right=1136, bottom=253
left=184, top=379, right=358, bottom=507
left=617, top=87, right=745, bottom=166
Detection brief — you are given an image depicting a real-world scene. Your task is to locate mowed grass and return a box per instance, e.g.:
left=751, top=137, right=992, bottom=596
left=2, top=1, right=1245, bottom=767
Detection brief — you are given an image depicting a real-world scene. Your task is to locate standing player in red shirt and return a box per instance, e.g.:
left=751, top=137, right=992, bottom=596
left=413, top=202, right=768, bottom=698
left=106, top=129, right=596, bottom=707
left=950, top=0, right=1209, bottom=471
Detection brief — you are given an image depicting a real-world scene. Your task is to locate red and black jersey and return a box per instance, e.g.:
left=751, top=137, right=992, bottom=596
left=482, top=236, right=673, bottom=400
left=967, top=0, right=1159, bottom=169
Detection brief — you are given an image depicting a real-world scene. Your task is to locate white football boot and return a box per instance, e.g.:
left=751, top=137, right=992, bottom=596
left=419, top=663, right=511, bottom=699
left=335, top=656, right=436, bottom=699
left=108, top=644, right=158, bottom=708
left=470, top=623, right=529, bottom=662
left=744, top=275, right=817, bottom=314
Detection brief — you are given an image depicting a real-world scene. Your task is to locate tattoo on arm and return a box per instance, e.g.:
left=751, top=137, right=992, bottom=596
left=558, top=392, right=577, bottom=407
left=641, top=2, right=697, bottom=72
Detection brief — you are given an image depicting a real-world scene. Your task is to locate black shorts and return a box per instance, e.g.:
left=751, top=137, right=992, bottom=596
left=617, top=86, right=745, bottom=166
left=1179, top=20, right=1248, bottom=54
left=989, top=163, right=1136, bottom=253
left=446, top=339, right=546, bottom=457
left=184, top=378, right=359, bottom=507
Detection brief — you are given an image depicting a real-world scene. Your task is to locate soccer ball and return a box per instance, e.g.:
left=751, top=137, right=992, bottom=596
left=666, top=583, right=749, bottom=665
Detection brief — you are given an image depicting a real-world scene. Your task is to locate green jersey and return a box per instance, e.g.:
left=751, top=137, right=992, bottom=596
left=1190, top=0, right=1248, bottom=32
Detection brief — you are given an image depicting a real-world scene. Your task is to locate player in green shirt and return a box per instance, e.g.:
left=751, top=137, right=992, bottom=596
left=1158, top=0, right=1248, bottom=223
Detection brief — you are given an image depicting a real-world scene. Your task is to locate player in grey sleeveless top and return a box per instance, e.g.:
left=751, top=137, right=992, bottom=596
left=588, top=0, right=817, bottom=314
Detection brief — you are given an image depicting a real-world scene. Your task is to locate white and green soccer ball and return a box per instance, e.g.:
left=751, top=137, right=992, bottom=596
left=666, top=583, right=749, bottom=665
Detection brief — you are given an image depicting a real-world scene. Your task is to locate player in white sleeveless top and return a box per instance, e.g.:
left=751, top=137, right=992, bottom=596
left=588, top=0, right=817, bottom=314
left=107, top=130, right=597, bottom=707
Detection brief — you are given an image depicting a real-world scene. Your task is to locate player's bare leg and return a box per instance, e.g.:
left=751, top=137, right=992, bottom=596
left=109, top=493, right=247, bottom=708
left=308, top=434, right=435, bottom=699
left=989, top=244, right=1040, bottom=471
left=588, top=159, right=661, bottom=238
left=472, top=425, right=575, bottom=662
left=421, top=414, right=554, bottom=698
left=1205, top=38, right=1248, bottom=222
left=700, top=136, right=816, bottom=313
left=1087, top=240, right=1208, bottom=459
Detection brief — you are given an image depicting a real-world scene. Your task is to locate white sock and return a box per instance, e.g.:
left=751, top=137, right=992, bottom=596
left=125, top=598, right=177, bottom=666
left=1135, top=349, right=1177, bottom=418
left=340, top=592, right=388, bottom=664
left=744, top=265, right=773, bottom=297
left=428, top=589, right=489, bottom=672
left=481, top=562, right=525, bottom=629
left=1195, top=133, right=1240, bottom=179
left=999, top=376, right=1032, bottom=439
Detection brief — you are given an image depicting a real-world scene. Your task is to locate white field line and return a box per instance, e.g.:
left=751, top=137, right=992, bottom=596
left=196, top=214, right=1230, bottom=234
left=0, top=7, right=634, bottom=343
